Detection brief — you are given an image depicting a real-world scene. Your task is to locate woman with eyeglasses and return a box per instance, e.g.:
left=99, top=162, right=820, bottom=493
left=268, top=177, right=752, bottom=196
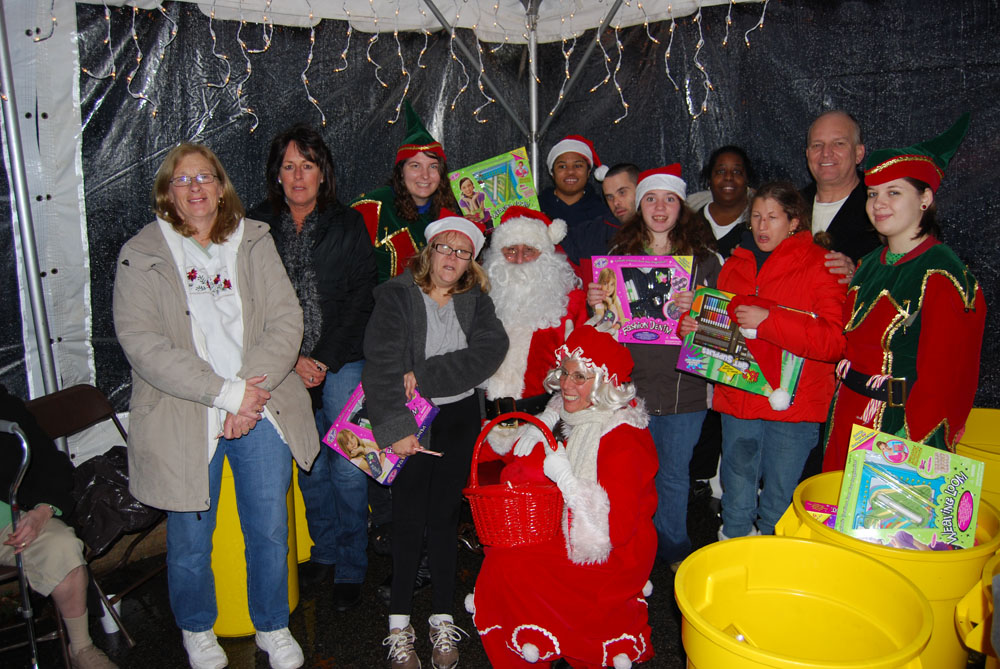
left=363, top=214, right=507, bottom=669
left=113, top=143, right=317, bottom=669
left=469, top=324, right=658, bottom=668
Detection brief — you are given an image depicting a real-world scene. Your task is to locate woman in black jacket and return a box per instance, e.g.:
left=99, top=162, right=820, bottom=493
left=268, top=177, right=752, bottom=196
left=249, top=124, right=377, bottom=611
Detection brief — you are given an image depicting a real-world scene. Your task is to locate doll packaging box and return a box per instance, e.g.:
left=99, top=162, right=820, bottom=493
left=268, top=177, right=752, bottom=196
left=835, top=424, right=985, bottom=550
left=591, top=255, right=693, bottom=346
left=322, top=383, right=438, bottom=486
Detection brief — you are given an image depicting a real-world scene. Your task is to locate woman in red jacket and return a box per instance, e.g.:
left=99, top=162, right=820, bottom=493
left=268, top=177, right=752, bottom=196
left=684, top=181, right=847, bottom=538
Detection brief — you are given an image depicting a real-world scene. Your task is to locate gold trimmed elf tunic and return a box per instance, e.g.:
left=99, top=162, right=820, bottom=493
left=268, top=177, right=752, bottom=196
left=350, top=185, right=434, bottom=284
left=822, top=236, right=985, bottom=470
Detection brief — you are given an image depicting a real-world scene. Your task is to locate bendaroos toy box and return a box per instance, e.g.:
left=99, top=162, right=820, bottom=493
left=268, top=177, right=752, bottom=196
left=322, top=384, right=438, bottom=486
left=835, top=424, right=985, bottom=550
left=448, top=146, right=539, bottom=230
left=591, top=255, right=692, bottom=346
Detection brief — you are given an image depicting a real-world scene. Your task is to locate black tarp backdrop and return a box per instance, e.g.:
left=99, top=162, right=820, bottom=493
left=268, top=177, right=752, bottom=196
left=0, top=156, right=21, bottom=397
left=63, top=0, right=1000, bottom=411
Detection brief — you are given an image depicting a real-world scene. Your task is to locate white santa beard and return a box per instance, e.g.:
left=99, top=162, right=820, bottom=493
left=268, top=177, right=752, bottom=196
left=484, top=252, right=577, bottom=330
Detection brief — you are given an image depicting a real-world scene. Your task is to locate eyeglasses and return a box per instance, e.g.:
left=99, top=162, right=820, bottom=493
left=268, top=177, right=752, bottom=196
left=170, top=174, right=217, bottom=188
left=502, top=246, right=540, bottom=262
left=556, top=366, right=595, bottom=386
left=432, top=243, right=473, bottom=260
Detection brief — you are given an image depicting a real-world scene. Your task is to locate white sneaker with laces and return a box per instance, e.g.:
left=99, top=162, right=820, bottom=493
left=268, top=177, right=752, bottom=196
left=181, top=629, right=228, bottom=669
left=255, top=628, right=304, bottom=669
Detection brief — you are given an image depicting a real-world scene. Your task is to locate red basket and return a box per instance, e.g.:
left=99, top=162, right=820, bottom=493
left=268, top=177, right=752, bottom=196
left=463, top=412, right=563, bottom=548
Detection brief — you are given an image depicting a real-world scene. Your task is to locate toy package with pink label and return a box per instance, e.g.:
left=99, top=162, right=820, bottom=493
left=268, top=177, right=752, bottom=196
left=591, top=255, right=692, bottom=346
left=834, top=424, right=985, bottom=550
left=322, top=383, right=438, bottom=486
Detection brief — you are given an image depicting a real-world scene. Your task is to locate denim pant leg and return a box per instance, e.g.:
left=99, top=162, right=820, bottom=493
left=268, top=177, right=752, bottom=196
left=226, top=419, right=293, bottom=633
left=648, top=410, right=707, bottom=562
left=756, top=420, right=819, bottom=535
left=166, top=445, right=226, bottom=632
left=719, top=414, right=764, bottom=538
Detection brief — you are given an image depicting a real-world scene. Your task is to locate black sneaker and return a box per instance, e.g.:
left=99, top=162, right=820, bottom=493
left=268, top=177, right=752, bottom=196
left=332, top=582, right=363, bottom=612
left=298, top=560, right=335, bottom=587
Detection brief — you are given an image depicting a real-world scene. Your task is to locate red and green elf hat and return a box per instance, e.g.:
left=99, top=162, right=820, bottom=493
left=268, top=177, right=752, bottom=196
left=864, top=113, right=969, bottom=193
left=395, top=101, right=446, bottom=164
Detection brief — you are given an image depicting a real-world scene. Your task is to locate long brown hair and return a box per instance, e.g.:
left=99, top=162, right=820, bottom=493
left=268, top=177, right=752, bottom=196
left=390, top=151, right=460, bottom=221
left=609, top=200, right=714, bottom=257
left=410, top=231, right=490, bottom=296
left=751, top=181, right=811, bottom=235
left=153, top=143, right=244, bottom=244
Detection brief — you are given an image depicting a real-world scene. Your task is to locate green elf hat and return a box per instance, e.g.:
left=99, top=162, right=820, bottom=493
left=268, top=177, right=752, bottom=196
left=395, top=101, right=446, bottom=164
left=864, top=113, right=970, bottom=193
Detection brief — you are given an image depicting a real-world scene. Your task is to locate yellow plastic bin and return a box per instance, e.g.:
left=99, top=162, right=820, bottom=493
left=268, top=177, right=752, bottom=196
left=211, top=457, right=300, bottom=637
left=955, top=552, right=1000, bottom=667
left=775, top=471, right=1000, bottom=669
left=291, top=467, right=314, bottom=563
left=675, top=536, right=932, bottom=668
left=957, top=408, right=1000, bottom=512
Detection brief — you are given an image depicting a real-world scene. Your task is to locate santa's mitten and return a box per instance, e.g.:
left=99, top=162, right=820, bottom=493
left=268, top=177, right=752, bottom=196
left=543, top=445, right=577, bottom=496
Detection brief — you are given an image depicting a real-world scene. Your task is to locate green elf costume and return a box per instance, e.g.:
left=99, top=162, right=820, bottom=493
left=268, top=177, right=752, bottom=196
left=350, top=102, right=447, bottom=283
left=823, top=114, right=986, bottom=470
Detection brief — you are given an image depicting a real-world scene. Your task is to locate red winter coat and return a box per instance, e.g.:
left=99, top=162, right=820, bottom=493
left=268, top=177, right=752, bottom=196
left=713, top=231, right=847, bottom=423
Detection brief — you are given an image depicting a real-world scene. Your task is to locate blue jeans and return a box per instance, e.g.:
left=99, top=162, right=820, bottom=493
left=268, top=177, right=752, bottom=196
left=166, top=418, right=292, bottom=633
left=719, top=415, right=819, bottom=536
left=648, top=410, right=707, bottom=562
left=299, top=359, right=369, bottom=584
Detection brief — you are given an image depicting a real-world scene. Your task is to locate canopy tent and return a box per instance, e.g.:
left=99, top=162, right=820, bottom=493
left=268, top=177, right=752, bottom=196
left=2, top=0, right=998, bottom=462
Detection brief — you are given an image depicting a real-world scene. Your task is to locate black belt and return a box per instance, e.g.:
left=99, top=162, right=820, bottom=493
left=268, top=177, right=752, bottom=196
left=840, top=367, right=909, bottom=408
left=484, top=393, right=552, bottom=424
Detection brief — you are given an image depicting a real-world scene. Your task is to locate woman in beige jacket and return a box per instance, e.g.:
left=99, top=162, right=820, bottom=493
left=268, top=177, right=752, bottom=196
left=113, top=143, right=317, bottom=669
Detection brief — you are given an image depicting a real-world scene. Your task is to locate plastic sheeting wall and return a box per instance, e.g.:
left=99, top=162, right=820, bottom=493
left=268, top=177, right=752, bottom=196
left=44, top=0, right=1000, bottom=410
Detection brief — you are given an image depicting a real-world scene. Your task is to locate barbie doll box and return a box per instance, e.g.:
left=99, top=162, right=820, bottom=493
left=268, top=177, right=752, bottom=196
left=448, top=147, right=539, bottom=230
left=835, top=424, right=985, bottom=550
left=591, top=255, right=693, bottom=346
left=322, top=384, right=439, bottom=486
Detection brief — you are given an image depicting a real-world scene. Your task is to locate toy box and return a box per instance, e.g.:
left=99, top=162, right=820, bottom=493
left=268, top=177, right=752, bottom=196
left=322, top=383, right=438, bottom=486
left=591, top=255, right=693, bottom=346
left=448, top=147, right=538, bottom=230
left=803, top=501, right=838, bottom=529
left=676, top=286, right=805, bottom=398
left=835, top=424, right=985, bottom=550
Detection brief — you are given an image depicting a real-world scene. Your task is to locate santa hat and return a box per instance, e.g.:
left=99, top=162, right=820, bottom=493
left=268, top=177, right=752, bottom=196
left=726, top=295, right=795, bottom=411
left=490, top=206, right=568, bottom=255
left=395, top=101, right=446, bottom=164
left=634, top=164, right=687, bottom=204
left=555, top=325, right=633, bottom=388
left=864, top=113, right=969, bottom=193
left=546, top=135, right=609, bottom=181
left=424, top=209, right=486, bottom=257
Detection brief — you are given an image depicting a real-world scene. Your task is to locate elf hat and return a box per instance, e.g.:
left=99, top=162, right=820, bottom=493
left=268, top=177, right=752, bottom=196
left=634, top=164, right=687, bottom=204
left=491, top=206, right=568, bottom=255
left=546, top=135, right=609, bottom=181
left=395, top=101, right=446, bottom=164
left=864, top=113, right=970, bottom=193
left=555, top=325, right=633, bottom=388
left=424, top=209, right=486, bottom=258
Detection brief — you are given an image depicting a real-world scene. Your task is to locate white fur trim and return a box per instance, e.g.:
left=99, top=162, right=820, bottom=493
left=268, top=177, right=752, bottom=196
left=593, top=164, right=610, bottom=181
left=485, top=324, right=532, bottom=400
left=613, top=654, right=632, bottom=669
left=562, top=478, right=612, bottom=564
left=522, top=644, right=540, bottom=663
left=464, top=592, right=476, bottom=615
left=425, top=216, right=485, bottom=256
left=768, top=387, right=791, bottom=411
left=634, top=173, right=687, bottom=203
left=642, top=580, right=653, bottom=597
left=547, top=139, right=594, bottom=173
left=487, top=424, right=519, bottom=456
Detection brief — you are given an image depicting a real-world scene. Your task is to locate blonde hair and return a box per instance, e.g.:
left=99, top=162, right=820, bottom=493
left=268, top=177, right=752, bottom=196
left=152, top=143, right=245, bottom=244
left=410, top=231, right=490, bottom=296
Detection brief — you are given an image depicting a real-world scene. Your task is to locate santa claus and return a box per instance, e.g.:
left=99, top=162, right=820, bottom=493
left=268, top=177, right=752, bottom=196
left=481, top=206, right=589, bottom=442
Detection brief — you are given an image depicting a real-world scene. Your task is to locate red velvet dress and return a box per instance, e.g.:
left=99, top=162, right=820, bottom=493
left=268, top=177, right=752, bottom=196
left=822, top=238, right=986, bottom=470
left=472, top=408, right=658, bottom=669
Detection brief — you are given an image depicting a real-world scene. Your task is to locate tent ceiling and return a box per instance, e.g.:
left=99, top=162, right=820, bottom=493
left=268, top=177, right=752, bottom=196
left=80, top=1, right=763, bottom=41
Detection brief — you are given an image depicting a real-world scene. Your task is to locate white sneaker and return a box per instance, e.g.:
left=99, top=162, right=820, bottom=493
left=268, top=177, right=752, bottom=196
left=718, top=526, right=760, bottom=541
left=181, top=630, right=228, bottom=669
left=255, top=628, right=304, bottom=669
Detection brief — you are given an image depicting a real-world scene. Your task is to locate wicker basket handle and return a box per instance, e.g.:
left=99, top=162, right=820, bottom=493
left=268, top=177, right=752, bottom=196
left=469, top=412, right=558, bottom=488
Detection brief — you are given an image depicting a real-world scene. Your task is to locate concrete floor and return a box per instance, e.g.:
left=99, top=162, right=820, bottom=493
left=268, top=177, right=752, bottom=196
left=1, top=486, right=988, bottom=668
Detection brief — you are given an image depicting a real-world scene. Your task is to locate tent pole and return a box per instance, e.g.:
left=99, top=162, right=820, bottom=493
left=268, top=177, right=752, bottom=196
left=0, top=2, right=62, bottom=409
left=527, top=0, right=539, bottom=187
left=538, top=0, right=624, bottom=140
left=422, top=0, right=529, bottom=139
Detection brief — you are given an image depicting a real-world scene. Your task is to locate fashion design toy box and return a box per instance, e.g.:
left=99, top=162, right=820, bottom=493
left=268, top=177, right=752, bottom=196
left=591, top=255, right=692, bottom=346
left=835, top=424, right=984, bottom=550
left=323, top=384, right=438, bottom=486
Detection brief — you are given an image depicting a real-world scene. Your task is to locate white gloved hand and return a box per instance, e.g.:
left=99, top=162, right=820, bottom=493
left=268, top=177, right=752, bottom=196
left=512, top=423, right=546, bottom=457
left=543, top=444, right=577, bottom=494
